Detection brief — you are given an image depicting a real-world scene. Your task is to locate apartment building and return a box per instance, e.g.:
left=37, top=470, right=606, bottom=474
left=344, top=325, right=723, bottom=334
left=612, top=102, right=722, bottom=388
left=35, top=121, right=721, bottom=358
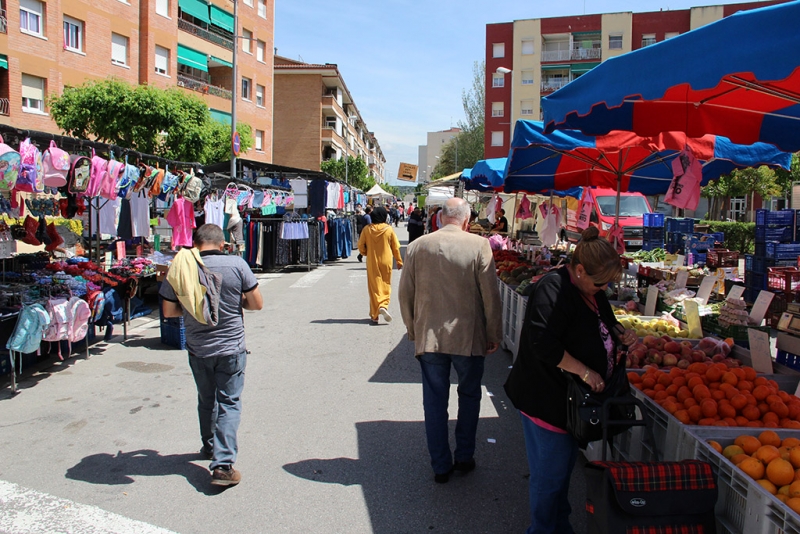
left=0, top=0, right=274, bottom=162
left=417, top=127, right=461, bottom=182
left=484, top=0, right=789, bottom=159
left=272, top=57, right=386, bottom=184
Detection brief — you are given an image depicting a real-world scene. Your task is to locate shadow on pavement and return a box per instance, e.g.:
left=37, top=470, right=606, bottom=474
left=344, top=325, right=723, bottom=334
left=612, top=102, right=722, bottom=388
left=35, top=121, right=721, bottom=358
left=309, top=318, right=375, bottom=325
left=66, top=449, right=223, bottom=495
left=120, top=336, right=172, bottom=351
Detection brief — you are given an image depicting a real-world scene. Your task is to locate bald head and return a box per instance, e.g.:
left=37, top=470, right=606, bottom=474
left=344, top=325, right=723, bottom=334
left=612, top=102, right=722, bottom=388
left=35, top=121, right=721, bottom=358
left=440, top=197, right=470, bottom=227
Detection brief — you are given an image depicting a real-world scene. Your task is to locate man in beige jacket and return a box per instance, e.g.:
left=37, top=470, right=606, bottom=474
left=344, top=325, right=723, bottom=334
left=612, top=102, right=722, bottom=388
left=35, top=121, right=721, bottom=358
left=399, top=197, right=503, bottom=484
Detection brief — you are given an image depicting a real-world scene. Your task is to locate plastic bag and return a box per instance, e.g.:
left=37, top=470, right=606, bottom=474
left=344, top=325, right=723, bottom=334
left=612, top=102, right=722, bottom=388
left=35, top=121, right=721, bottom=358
left=539, top=212, right=559, bottom=248
left=488, top=234, right=508, bottom=251
left=696, top=336, right=732, bottom=357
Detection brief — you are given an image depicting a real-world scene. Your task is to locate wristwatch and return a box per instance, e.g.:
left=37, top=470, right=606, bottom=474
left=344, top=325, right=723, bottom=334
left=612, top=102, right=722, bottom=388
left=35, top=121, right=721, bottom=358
left=582, top=368, right=590, bottom=383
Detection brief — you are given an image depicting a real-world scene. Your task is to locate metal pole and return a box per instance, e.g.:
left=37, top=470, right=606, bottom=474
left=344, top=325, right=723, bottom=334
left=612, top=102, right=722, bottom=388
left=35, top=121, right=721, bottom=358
left=230, top=0, right=238, bottom=180
left=345, top=155, right=348, bottom=185
left=454, top=136, right=458, bottom=173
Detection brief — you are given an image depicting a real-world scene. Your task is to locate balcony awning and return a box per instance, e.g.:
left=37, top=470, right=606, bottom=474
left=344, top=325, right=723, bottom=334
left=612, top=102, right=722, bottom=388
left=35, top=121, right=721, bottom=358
left=178, top=0, right=209, bottom=24
left=209, top=55, right=232, bottom=68
left=541, top=64, right=570, bottom=71
left=210, top=5, right=234, bottom=33
left=0, top=55, right=7, bottom=70
left=177, top=44, right=208, bottom=72
left=571, top=62, right=600, bottom=74
left=209, top=108, right=231, bottom=124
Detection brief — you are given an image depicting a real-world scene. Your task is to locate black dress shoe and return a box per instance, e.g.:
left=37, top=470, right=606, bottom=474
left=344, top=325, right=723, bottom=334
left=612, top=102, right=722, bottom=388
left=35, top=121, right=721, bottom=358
left=454, top=459, right=476, bottom=473
left=434, top=468, right=453, bottom=484
left=357, top=254, right=363, bottom=262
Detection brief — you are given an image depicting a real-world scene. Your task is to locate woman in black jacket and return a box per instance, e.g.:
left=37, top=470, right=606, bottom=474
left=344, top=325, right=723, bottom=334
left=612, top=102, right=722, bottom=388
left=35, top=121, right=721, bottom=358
left=504, top=226, right=637, bottom=534
left=407, top=207, right=425, bottom=243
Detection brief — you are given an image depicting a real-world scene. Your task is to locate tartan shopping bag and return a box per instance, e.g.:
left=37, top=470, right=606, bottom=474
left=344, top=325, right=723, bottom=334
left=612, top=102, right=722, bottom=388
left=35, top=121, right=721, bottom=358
left=584, top=460, right=718, bottom=534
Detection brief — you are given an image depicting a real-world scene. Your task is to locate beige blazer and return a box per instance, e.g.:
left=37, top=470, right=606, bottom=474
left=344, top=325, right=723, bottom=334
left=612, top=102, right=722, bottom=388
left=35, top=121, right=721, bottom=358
left=399, top=224, right=503, bottom=357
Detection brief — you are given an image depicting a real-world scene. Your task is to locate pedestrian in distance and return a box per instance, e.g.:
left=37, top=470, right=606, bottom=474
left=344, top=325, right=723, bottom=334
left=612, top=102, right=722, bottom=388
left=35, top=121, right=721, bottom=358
left=160, top=224, right=263, bottom=487
left=356, top=206, right=372, bottom=263
left=398, top=197, right=502, bottom=484
left=357, top=206, right=403, bottom=324
left=407, top=207, right=425, bottom=243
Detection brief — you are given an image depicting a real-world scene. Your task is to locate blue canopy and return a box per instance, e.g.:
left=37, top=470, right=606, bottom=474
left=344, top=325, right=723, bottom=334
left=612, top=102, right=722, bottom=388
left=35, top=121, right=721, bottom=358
left=464, top=158, right=507, bottom=191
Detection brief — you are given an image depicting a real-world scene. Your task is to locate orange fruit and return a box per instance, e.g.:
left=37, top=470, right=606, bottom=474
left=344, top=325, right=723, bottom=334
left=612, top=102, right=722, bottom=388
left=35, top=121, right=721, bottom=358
left=772, top=402, right=790, bottom=419
left=786, top=498, right=800, bottom=515
left=739, top=457, right=765, bottom=480
left=694, top=385, right=711, bottom=401
left=721, top=372, right=739, bottom=386
left=760, top=430, right=783, bottom=447
left=780, top=447, right=793, bottom=461
left=742, top=405, right=761, bottom=421
left=767, top=458, right=796, bottom=487
left=783, top=438, right=800, bottom=448
left=758, top=479, right=778, bottom=494
left=780, top=485, right=792, bottom=496
left=744, top=367, right=758, bottom=381
left=789, top=480, right=800, bottom=498
left=731, top=453, right=750, bottom=465
left=701, top=399, right=718, bottom=418
left=778, top=494, right=791, bottom=503
left=789, top=448, right=800, bottom=469
left=735, top=435, right=762, bottom=455
left=708, top=441, right=723, bottom=453
left=753, top=385, right=771, bottom=401
left=711, top=389, right=727, bottom=401
left=723, top=444, right=745, bottom=459
left=754, top=445, right=782, bottom=464
left=738, top=380, right=754, bottom=392
left=675, top=410, right=691, bottom=424
left=706, top=367, right=723, bottom=383
left=688, top=405, right=703, bottom=423
left=730, top=394, right=748, bottom=411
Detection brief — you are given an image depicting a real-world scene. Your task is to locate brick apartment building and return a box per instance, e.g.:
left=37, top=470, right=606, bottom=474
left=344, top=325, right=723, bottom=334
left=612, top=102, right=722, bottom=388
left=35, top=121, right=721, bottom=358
left=0, top=0, right=274, bottom=162
left=272, top=56, right=386, bottom=183
left=484, top=0, right=790, bottom=159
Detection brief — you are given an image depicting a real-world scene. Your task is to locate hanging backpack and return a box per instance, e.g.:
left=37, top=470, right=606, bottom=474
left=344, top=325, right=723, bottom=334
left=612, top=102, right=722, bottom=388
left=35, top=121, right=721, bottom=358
left=85, top=149, right=109, bottom=198
left=17, top=138, right=45, bottom=193
left=148, top=168, right=165, bottom=198
left=67, top=296, right=91, bottom=344
left=133, top=164, right=154, bottom=194
left=43, top=298, right=70, bottom=359
left=100, top=154, right=124, bottom=200
left=68, top=153, right=92, bottom=195
left=158, top=168, right=180, bottom=201
left=6, top=303, right=50, bottom=355
left=0, top=134, right=21, bottom=190
left=87, top=288, right=106, bottom=324
left=42, top=141, right=70, bottom=187
left=116, top=159, right=140, bottom=200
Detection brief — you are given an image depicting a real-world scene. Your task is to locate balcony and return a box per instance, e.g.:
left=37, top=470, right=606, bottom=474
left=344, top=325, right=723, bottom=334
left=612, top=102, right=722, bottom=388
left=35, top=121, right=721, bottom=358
left=178, top=19, right=233, bottom=51
left=571, top=47, right=601, bottom=61
left=541, top=79, right=569, bottom=93
left=0, top=98, right=8, bottom=116
left=0, top=9, right=6, bottom=34
left=541, top=49, right=570, bottom=62
left=177, top=74, right=232, bottom=100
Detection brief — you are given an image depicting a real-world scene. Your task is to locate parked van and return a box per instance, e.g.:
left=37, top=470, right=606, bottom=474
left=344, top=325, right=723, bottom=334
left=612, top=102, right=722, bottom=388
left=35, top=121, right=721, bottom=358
left=560, top=188, right=653, bottom=250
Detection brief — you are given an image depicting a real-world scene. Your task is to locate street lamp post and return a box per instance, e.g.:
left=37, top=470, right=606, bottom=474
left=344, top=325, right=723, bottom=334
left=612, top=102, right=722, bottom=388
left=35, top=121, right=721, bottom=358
left=496, top=67, right=513, bottom=148
left=230, top=0, right=239, bottom=180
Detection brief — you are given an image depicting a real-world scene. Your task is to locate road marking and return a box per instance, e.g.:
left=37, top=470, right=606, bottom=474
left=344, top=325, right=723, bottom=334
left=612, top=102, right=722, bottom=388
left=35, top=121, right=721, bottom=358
left=256, top=273, right=283, bottom=286
left=0, top=480, right=178, bottom=534
left=349, top=273, right=367, bottom=285
left=289, top=269, right=329, bottom=288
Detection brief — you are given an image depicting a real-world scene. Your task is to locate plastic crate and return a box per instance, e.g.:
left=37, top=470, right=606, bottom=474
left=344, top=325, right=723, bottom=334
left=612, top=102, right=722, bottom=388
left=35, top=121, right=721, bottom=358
left=747, top=255, right=777, bottom=275
left=756, top=226, right=794, bottom=244
left=746, top=270, right=767, bottom=290
left=666, top=243, right=684, bottom=254
left=767, top=266, right=800, bottom=293
left=776, top=349, right=800, bottom=371
left=643, top=213, right=665, bottom=227
left=666, top=217, right=696, bottom=233
left=766, top=243, right=800, bottom=261
left=160, top=317, right=186, bottom=350
left=708, top=249, right=740, bottom=269
left=687, top=236, right=716, bottom=252
left=693, top=253, right=707, bottom=266
left=756, top=243, right=767, bottom=257
left=642, top=240, right=665, bottom=251
left=756, top=208, right=796, bottom=227
left=642, top=226, right=665, bottom=241
left=701, top=315, right=770, bottom=343
left=667, top=232, right=689, bottom=245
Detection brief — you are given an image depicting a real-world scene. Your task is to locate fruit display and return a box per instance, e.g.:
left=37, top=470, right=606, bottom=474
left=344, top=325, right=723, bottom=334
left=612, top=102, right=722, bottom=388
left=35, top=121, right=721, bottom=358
left=629, top=362, right=800, bottom=429
left=613, top=301, right=641, bottom=316
left=718, top=297, right=753, bottom=328
left=707, top=431, right=800, bottom=509
left=618, top=316, right=696, bottom=340
left=626, top=336, right=733, bottom=369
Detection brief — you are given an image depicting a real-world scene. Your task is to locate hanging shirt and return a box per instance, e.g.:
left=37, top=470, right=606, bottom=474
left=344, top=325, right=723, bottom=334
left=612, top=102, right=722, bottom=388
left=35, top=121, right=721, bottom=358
left=326, top=182, right=339, bottom=209
left=99, top=197, right=121, bottom=236
left=205, top=197, right=225, bottom=229
left=167, top=197, right=196, bottom=249
left=131, top=191, right=151, bottom=238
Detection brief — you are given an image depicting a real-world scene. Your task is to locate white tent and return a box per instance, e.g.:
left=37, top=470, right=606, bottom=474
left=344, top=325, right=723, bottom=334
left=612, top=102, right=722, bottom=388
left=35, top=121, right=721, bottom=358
left=366, top=184, right=394, bottom=199
left=423, top=186, right=479, bottom=207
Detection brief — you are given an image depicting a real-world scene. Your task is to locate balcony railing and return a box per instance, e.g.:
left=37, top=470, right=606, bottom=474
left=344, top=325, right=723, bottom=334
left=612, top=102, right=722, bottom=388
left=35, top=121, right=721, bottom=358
left=541, top=80, right=569, bottom=93
left=0, top=9, right=7, bottom=34
left=541, top=49, right=570, bottom=62
left=177, top=74, right=232, bottom=100
left=0, top=98, right=8, bottom=116
left=178, top=19, right=233, bottom=50
left=571, top=47, right=601, bottom=60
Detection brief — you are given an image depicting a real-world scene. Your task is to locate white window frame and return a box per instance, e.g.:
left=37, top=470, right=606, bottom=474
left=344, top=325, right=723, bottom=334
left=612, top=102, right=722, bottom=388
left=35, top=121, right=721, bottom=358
left=491, top=131, right=503, bottom=147
left=243, top=0, right=253, bottom=6
left=641, top=33, right=656, bottom=47
left=492, top=73, right=504, bottom=88
left=491, top=102, right=504, bottom=118
left=492, top=42, right=505, bottom=58
left=21, top=74, right=46, bottom=113
left=241, top=77, right=251, bottom=100
left=609, top=34, right=623, bottom=50
left=155, top=0, right=169, bottom=17
left=20, top=0, right=44, bottom=37
left=255, top=130, right=264, bottom=151
left=521, top=39, right=535, bottom=55
left=256, top=40, right=265, bottom=63
left=665, top=31, right=680, bottom=39
left=155, top=45, right=169, bottom=76
left=256, top=84, right=264, bottom=107
left=242, top=28, right=252, bottom=54
left=521, top=70, right=534, bottom=85
left=257, top=0, right=266, bottom=18
left=63, top=15, right=83, bottom=52
left=521, top=100, right=534, bottom=116
left=111, top=33, right=129, bottom=66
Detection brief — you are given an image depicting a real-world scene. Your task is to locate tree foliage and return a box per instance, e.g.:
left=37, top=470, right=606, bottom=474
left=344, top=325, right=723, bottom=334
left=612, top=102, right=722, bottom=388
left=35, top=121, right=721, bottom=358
left=431, top=61, right=485, bottom=179
left=702, top=164, right=786, bottom=221
left=320, top=156, right=375, bottom=192
left=49, top=78, right=252, bottom=163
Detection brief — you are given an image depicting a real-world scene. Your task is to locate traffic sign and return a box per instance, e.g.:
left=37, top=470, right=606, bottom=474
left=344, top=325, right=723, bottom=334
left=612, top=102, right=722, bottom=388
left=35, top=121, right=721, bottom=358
left=232, top=131, right=241, bottom=157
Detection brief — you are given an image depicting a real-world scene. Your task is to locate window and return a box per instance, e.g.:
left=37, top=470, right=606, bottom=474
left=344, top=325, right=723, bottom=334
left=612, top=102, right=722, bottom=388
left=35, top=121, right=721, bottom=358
left=609, top=34, right=622, bottom=50
left=21, top=74, right=45, bottom=113
left=521, top=100, right=534, bottom=116
left=256, top=40, right=265, bottom=62
left=255, top=130, right=264, bottom=151
left=242, top=28, right=252, bottom=53
left=256, top=84, right=264, bottom=106
left=641, top=33, right=656, bottom=47
left=521, top=70, right=534, bottom=85
left=63, top=15, right=83, bottom=52
left=521, top=39, right=534, bottom=55
left=111, top=33, right=128, bottom=66
left=492, top=42, right=504, bottom=58
left=491, top=102, right=504, bottom=118
left=257, top=0, right=266, bottom=18
left=241, top=77, right=251, bottom=100
left=20, top=0, right=44, bottom=37
left=665, top=32, right=680, bottom=39
left=491, top=131, right=503, bottom=147
left=155, top=45, right=169, bottom=75
left=243, top=0, right=252, bottom=6
left=492, top=73, right=504, bottom=88
left=156, top=0, right=169, bottom=17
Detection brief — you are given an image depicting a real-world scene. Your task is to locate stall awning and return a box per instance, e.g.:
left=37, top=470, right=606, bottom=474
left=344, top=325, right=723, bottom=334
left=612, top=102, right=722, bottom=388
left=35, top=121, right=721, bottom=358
left=177, top=44, right=208, bottom=72
left=178, top=0, right=209, bottom=24
left=209, top=4, right=234, bottom=33
left=541, top=64, right=570, bottom=71
left=0, top=55, right=7, bottom=70
left=209, top=55, right=232, bottom=68
left=571, top=62, right=600, bottom=74
left=209, top=108, right=231, bottom=124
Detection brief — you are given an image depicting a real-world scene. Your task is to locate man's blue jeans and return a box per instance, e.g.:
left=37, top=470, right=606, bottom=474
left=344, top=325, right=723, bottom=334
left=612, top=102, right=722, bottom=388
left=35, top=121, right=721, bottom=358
left=520, top=412, right=578, bottom=534
left=188, top=352, right=247, bottom=470
left=419, top=353, right=485, bottom=475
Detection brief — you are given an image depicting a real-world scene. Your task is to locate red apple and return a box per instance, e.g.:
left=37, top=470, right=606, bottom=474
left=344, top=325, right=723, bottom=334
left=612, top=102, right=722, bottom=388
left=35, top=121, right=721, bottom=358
left=654, top=339, right=666, bottom=351
left=643, top=335, right=658, bottom=349
left=662, top=354, right=678, bottom=367
left=661, top=335, right=673, bottom=343
left=680, top=340, right=693, bottom=350
left=677, top=359, right=690, bottom=369
left=691, top=350, right=707, bottom=363
left=712, top=354, right=725, bottom=363
left=664, top=341, right=681, bottom=354
left=680, top=345, right=692, bottom=359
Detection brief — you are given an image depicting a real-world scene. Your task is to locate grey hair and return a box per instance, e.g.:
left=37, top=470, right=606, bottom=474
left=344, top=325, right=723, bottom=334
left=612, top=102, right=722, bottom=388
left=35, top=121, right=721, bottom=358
left=440, top=198, right=470, bottom=224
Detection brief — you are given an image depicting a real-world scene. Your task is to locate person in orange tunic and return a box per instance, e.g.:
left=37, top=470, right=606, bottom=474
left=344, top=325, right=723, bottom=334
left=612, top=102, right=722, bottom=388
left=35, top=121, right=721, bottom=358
left=357, top=206, right=403, bottom=323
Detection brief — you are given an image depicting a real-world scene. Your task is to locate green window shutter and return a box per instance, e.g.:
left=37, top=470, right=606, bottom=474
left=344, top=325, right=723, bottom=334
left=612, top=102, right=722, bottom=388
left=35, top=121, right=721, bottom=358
left=178, top=0, right=209, bottom=24
left=571, top=62, right=600, bottom=73
left=209, top=5, right=234, bottom=33
left=177, top=44, right=208, bottom=72
left=0, top=55, right=8, bottom=70
left=209, top=55, right=233, bottom=68
left=209, top=108, right=232, bottom=123
left=541, top=64, right=570, bottom=71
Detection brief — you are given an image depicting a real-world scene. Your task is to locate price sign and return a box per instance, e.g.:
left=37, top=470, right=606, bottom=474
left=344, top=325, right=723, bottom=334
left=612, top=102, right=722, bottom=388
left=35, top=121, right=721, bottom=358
left=684, top=300, right=703, bottom=339
left=696, top=276, right=717, bottom=305
left=116, top=240, right=126, bottom=260
left=748, top=329, right=773, bottom=374
left=749, top=290, right=775, bottom=325
left=645, top=285, right=659, bottom=317
left=727, top=285, right=745, bottom=301
left=675, top=270, right=689, bottom=289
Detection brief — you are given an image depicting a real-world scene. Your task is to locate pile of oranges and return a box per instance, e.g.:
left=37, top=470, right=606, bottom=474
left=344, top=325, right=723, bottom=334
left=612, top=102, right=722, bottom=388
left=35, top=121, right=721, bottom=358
left=628, top=362, right=800, bottom=428
left=708, top=431, right=800, bottom=512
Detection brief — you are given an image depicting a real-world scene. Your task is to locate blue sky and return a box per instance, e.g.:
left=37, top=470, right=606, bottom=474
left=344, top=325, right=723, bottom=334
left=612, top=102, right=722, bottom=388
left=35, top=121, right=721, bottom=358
left=274, top=0, right=768, bottom=185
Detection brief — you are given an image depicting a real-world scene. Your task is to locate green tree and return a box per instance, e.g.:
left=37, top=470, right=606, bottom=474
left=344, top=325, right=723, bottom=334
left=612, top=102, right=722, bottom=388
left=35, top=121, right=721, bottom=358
left=702, top=165, right=784, bottom=221
left=320, top=156, right=375, bottom=191
left=431, top=60, right=485, bottom=179
left=49, top=78, right=251, bottom=163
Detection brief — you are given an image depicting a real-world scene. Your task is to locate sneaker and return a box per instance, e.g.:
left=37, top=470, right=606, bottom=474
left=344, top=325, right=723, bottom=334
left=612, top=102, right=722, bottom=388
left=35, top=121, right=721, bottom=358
left=379, top=308, right=392, bottom=322
left=211, top=466, right=241, bottom=486
left=454, top=459, right=476, bottom=473
left=434, top=467, right=454, bottom=484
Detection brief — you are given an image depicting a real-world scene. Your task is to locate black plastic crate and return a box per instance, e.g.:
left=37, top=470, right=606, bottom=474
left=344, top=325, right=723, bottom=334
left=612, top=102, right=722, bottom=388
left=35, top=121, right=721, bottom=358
left=642, top=240, right=665, bottom=251
left=665, top=243, right=684, bottom=254
left=745, top=270, right=767, bottom=289
left=642, top=227, right=664, bottom=241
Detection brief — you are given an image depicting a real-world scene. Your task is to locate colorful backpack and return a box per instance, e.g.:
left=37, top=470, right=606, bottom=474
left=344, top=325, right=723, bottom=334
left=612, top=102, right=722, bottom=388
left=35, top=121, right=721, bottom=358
left=148, top=168, right=165, bottom=198
left=17, top=138, right=45, bottom=193
left=67, top=296, right=91, bottom=344
left=133, top=164, right=153, bottom=194
left=158, top=168, right=180, bottom=201
left=68, top=153, right=92, bottom=195
left=100, top=154, right=125, bottom=200
left=116, top=158, right=140, bottom=200
left=182, top=172, right=204, bottom=203
left=6, top=303, right=50, bottom=355
left=0, top=134, right=21, bottom=190
left=43, top=298, right=70, bottom=360
left=87, top=289, right=106, bottom=324
left=42, top=141, right=70, bottom=187
left=85, top=149, right=109, bottom=198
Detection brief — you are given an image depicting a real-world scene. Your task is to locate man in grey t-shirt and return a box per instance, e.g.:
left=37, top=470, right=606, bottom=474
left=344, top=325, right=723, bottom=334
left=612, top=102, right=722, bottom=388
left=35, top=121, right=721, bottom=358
left=160, top=224, right=263, bottom=486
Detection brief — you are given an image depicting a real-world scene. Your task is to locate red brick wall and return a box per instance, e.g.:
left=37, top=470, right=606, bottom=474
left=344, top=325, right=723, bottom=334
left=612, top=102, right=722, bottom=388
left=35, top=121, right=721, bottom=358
left=272, top=73, right=323, bottom=170
left=484, top=22, right=513, bottom=159
left=541, top=14, right=601, bottom=34
left=631, top=9, right=691, bottom=50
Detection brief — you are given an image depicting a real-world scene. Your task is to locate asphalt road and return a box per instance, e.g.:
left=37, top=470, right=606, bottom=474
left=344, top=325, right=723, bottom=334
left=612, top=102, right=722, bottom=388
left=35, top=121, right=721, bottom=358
left=0, top=223, right=589, bottom=534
